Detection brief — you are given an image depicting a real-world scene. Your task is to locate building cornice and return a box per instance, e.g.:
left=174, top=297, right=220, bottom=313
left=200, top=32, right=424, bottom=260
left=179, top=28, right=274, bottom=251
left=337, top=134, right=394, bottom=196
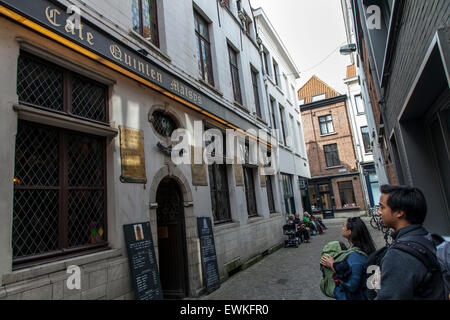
left=300, top=95, right=347, bottom=112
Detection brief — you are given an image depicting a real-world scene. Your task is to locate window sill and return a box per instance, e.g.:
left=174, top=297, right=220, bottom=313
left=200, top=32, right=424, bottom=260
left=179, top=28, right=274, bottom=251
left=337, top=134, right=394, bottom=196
left=13, top=104, right=118, bottom=138
left=247, top=216, right=264, bottom=224
left=128, top=29, right=171, bottom=63
left=335, top=207, right=360, bottom=212
left=275, top=85, right=284, bottom=95
left=3, top=248, right=121, bottom=286
left=326, top=165, right=344, bottom=170
left=198, top=78, right=223, bottom=97
left=213, top=221, right=240, bottom=234
left=320, top=132, right=338, bottom=137
left=233, top=101, right=249, bottom=114
left=255, top=115, right=268, bottom=126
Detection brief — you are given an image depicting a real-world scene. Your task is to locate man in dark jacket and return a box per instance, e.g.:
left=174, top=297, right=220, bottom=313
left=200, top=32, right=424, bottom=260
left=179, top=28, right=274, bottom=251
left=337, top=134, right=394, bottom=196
left=375, top=185, right=445, bottom=300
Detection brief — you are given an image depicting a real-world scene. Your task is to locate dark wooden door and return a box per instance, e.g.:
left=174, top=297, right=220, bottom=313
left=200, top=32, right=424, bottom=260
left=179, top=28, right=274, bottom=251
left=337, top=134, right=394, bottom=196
left=156, top=178, right=188, bottom=299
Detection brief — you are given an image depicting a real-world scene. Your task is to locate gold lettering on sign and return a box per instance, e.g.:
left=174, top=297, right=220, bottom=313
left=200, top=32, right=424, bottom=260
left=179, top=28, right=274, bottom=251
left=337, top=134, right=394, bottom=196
left=45, top=6, right=61, bottom=27
left=110, top=45, right=122, bottom=61
left=65, top=20, right=76, bottom=35
left=78, top=24, right=84, bottom=40
left=124, top=53, right=132, bottom=67
left=87, top=32, right=94, bottom=45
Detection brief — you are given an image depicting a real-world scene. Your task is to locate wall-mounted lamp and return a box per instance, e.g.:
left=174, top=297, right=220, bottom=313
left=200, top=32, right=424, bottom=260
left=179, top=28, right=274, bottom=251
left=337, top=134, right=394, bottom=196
left=339, top=43, right=357, bottom=55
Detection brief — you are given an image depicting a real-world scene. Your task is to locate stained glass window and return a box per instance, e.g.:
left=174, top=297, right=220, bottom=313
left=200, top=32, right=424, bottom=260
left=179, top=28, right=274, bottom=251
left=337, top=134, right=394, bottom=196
left=132, top=0, right=159, bottom=47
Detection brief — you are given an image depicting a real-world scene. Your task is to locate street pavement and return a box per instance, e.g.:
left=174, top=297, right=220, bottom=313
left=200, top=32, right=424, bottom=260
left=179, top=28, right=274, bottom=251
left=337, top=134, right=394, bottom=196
left=200, top=217, right=386, bottom=300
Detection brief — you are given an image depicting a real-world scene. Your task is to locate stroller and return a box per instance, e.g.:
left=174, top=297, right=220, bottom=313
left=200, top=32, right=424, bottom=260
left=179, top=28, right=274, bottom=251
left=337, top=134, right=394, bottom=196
left=283, top=223, right=300, bottom=248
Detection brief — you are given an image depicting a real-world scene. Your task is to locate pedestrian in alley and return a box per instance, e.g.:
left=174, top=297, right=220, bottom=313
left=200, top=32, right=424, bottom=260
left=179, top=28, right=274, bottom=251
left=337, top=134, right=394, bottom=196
left=294, top=213, right=311, bottom=243
left=320, top=217, right=376, bottom=300
left=370, top=185, right=446, bottom=300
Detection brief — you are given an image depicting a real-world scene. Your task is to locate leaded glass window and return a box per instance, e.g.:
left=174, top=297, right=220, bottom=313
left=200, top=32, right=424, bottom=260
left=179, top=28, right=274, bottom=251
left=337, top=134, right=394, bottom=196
left=194, top=11, right=214, bottom=86
left=132, top=0, right=159, bottom=47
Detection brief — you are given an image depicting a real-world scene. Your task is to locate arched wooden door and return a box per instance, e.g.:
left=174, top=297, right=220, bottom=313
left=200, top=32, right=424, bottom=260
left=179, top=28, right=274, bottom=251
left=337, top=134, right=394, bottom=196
left=156, top=178, right=189, bottom=299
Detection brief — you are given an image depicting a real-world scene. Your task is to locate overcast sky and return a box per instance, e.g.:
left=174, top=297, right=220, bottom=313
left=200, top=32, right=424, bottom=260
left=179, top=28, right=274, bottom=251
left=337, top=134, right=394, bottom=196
left=251, top=0, right=352, bottom=95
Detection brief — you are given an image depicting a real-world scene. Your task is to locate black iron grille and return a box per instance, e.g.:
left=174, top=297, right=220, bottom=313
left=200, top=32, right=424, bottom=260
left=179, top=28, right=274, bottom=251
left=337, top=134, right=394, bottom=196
left=152, top=111, right=178, bottom=137
left=72, top=75, right=107, bottom=123
left=13, top=189, right=59, bottom=258
left=17, top=54, right=63, bottom=111
left=12, top=121, right=106, bottom=261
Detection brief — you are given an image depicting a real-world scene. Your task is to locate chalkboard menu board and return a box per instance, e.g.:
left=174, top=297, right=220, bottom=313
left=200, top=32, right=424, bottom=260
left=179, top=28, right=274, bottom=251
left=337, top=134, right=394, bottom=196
left=123, top=222, right=163, bottom=300
left=197, top=217, right=220, bottom=293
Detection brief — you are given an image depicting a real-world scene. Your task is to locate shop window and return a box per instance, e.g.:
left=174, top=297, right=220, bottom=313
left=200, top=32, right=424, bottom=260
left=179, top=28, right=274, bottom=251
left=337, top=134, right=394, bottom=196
left=338, top=181, right=357, bottom=208
left=266, top=175, right=276, bottom=213
left=281, top=173, right=295, bottom=214
left=194, top=11, right=214, bottom=86
left=243, top=166, right=257, bottom=217
left=206, top=126, right=231, bottom=224
left=132, top=0, right=159, bottom=47
left=13, top=53, right=108, bottom=266
left=13, top=121, right=106, bottom=265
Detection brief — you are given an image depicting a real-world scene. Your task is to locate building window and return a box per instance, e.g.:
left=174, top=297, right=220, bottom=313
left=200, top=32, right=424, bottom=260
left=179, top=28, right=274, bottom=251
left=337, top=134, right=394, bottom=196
left=263, top=50, right=270, bottom=76
left=281, top=173, right=296, bottom=214
left=251, top=68, right=262, bottom=118
left=243, top=166, right=258, bottom=217
left=17, top=53, right=108, bottom=123
left=194, top=11, right=214, bottom=86
left=13, top=54, right=108, bottom=266
left=279, top=106, right=287, bottom=145
left=324, top=143, right=340, bottom=167
left=132, top=0, right=159, bottom=47
left=355, top=94, right=365, bottom=114
left=361, top=126, right=372, bottom=153
left=151, top=110, right=179, bottom=138
left=228, top=45, right=243, bottom=105
left=208, top=163, right=232, bottom=224
left=319, top=115, right=334, bottom=135
left=338, top=181, right=357, bottom=208
left=222, top=0, right=230, bottom=8
left=272, top=59, right=280, bottom=87
left=270, top=98, right=277, bottom=130
left=312, top=93, right=326, bottom=102
left=242, top=11, right=252, bottom=35
left=266, top=175, right=276, bottom=213
left=13, top=121, right=107, bottom=264
left=299, top=98, right=305, bottom=105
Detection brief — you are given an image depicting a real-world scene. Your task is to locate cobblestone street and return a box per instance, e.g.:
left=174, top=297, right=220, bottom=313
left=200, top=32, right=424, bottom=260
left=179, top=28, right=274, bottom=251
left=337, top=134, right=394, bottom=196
left=200, top=217, right=386, bottom=300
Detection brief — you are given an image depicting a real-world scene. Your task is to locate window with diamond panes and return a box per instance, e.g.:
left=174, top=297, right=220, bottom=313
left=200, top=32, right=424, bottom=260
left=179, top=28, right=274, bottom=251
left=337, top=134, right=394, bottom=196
left=152, top=110, right=178, bottom=137
left=17, top=52, right=108, bottom=123
left=13, top=120, right=107, bottom=265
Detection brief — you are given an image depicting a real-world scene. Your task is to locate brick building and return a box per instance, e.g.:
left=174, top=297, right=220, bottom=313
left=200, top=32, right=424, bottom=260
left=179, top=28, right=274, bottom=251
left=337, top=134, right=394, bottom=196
left=299, top=76, right=366, bottom=219
left=348, top=0, right=450, bottom=234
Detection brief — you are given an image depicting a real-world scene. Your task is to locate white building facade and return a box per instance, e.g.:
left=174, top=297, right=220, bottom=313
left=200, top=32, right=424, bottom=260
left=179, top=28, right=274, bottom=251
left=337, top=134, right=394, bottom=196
left=0, top=0, right=303, bottom=300
left=254, top=8, right=311, bottom=219
left=340, top=0, right=388, bottom=207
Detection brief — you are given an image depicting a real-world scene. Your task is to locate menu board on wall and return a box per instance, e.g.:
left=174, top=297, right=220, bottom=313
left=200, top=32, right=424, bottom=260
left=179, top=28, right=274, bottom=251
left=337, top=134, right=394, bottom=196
left=123, top=222, right=163, bottom=300
left=197, top=217, right=220, bottom=293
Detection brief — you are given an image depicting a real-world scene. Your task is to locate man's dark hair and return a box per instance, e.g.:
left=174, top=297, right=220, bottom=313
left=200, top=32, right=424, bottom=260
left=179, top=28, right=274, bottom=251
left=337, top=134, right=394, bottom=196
left=380, top=184, right=427, bottom=224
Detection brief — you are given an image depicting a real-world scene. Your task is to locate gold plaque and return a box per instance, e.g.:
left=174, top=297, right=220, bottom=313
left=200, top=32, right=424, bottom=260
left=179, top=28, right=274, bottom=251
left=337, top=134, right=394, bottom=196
left=119, top=126, right=147, bottom=183
left=191, top=146, right=208, bottom=186
left=234, top=158, right=244, bottom=187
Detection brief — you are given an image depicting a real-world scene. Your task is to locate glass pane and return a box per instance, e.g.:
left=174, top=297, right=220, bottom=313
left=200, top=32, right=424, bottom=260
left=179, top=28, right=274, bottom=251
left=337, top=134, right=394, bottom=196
left=321, top=193, right=332, bottom=210
left=13, top=189, right=59, bottom=258
left=196, top=38, right=203, bottom=77
left=17, top=54, right=63, bottom=111
left=68, top=189, right=105, bottom=247
left=142, top=0, right=151, bottom=39
left=132, top=0, right=141, bottom=33
left=72, top=75, right=107, bottom=123
left=148, top=0, right=159, bottom=46
left=320, top=123, right=327, bottom=134
left=14, top=122, right=59, bottom=187
left=327, top=121, right=334, bottom=133
left=201, top=41, right=213, bottom=85
left=68, top=134, right=104, bottom=187
left=318, top=184, right=329, bottom=192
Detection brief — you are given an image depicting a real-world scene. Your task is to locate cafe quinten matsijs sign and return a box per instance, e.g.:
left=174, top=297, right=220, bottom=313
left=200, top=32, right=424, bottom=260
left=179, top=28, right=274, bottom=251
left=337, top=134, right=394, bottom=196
left=0, top=0, right=267, bottom=139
